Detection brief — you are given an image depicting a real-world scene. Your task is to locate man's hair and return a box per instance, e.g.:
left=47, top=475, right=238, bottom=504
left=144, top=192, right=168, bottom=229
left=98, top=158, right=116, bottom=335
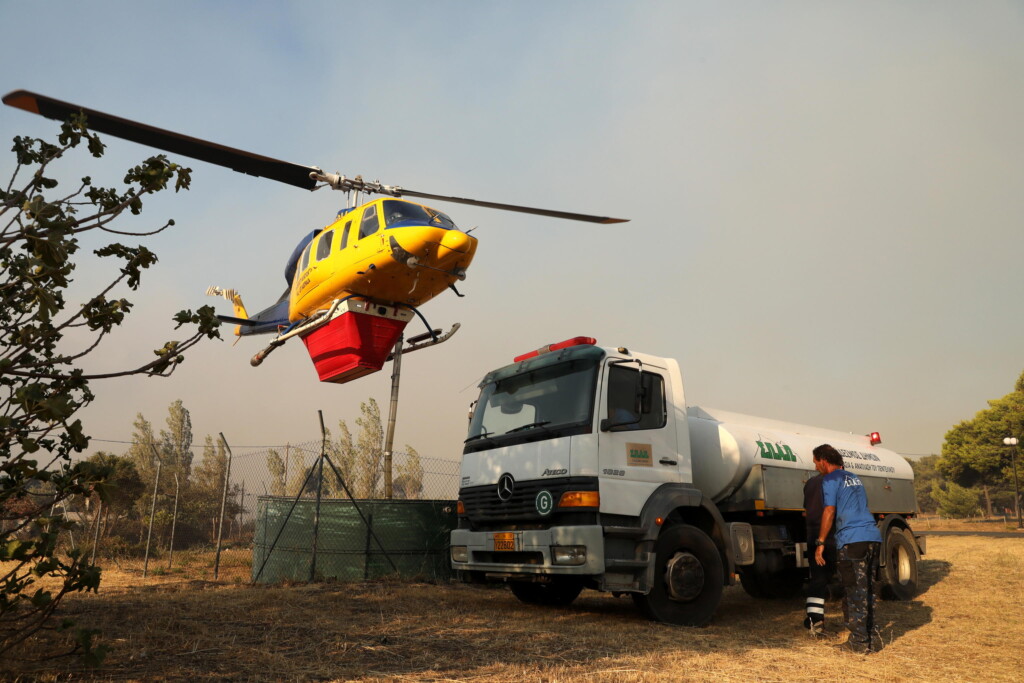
left=812, top=444, right=844, bottom=467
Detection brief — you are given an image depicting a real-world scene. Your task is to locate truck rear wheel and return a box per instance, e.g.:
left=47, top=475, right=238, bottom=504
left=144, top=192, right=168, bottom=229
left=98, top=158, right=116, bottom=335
left=509, top=578, right=583, bottom=606
left=633, top=524, right=723, bottom=626
left=880, top=527, right=918, bottom=600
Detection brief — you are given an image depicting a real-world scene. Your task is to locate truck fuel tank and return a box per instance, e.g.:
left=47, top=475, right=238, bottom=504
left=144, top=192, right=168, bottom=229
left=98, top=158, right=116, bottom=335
left=687, top=406, right=913, bottom=504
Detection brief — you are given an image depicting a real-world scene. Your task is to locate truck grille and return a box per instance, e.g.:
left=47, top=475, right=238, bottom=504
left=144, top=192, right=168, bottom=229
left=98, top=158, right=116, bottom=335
left=459, top=476, right=598, bottom=525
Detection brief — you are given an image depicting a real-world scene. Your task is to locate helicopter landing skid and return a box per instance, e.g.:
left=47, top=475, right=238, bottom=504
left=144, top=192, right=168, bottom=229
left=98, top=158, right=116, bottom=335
left=387, top=322, right=461, bottom=362
left=250, top=298, right=458, bottom=371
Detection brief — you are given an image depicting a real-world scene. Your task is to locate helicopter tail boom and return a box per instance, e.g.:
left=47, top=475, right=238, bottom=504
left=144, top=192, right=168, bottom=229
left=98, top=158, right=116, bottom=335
left=206, top=286, right=288, bottom=336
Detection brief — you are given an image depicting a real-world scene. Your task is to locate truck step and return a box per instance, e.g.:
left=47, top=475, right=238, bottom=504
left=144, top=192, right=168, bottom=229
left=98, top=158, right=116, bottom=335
left=605, top=557, right=650, bottom=570
left=603, top=525, right=646, bottom=539
left=603, top=580, right=642, bottom=592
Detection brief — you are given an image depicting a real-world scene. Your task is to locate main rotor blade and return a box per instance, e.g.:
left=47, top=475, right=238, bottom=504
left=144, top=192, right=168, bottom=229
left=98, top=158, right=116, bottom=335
left=397, top=189, right=629, bottom=224
left=4, top=90, right=630, bottom=223
left=2, top=90, right=318, bottom=190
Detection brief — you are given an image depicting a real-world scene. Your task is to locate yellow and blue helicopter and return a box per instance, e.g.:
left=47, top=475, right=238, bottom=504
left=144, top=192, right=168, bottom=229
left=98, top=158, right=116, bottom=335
left=3, top=90, right=627, bottom=383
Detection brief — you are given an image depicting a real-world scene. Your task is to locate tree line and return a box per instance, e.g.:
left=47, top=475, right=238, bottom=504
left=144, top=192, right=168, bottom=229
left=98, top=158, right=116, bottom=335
left=70, top=397, right=425, bottom=556
left=909, top=370, right=1023, bottom=519
left=70, top=400, right=242, bottom=556
left=265, top=397, right=424, bottom=500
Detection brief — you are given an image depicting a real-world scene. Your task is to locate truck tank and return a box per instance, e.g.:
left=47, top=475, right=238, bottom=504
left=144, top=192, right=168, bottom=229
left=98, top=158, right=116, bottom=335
left=687, top=406, right=914, bottom=510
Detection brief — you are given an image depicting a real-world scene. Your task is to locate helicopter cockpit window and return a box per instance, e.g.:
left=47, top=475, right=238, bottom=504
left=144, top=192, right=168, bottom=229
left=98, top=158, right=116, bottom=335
left=339, top=220, right=352, bottom=250
left=427, top=209, right=457, bottom=229
left=383, top=200, right=433, bottom=227
left=315, top=230, right=334, bottom=261
left=360, top=205, right=379, bottom=239
left=382, top=200, right=459, bottom=230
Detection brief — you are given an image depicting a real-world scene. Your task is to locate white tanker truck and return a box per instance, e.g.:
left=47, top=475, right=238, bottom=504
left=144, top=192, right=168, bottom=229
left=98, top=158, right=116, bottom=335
left=450, top=337, right=924, bottom=626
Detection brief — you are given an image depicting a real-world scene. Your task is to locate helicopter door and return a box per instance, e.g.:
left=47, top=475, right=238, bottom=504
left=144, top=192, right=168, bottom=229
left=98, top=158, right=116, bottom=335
left=349, top=205, right=380, bottom=268
left=305, top=229, right=334, bottom=292
left=358, top=205, right=380, bottom=239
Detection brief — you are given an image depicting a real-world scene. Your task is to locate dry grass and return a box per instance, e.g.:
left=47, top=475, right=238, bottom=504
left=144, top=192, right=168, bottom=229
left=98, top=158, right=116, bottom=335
left=3, top=535, right=1023, bottom=682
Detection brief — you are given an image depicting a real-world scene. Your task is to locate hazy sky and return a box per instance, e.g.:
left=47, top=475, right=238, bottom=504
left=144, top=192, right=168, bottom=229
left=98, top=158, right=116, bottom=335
left=2, top=1, right=1021, bottom=464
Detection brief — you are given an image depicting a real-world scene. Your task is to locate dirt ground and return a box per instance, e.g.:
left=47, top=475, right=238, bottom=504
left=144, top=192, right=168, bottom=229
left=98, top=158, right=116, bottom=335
left=3, top=534, right=1023, bottom=682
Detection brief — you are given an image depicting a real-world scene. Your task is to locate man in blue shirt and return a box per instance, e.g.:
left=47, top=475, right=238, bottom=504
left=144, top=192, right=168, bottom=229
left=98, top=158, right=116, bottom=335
left=812, top=444, right=883, bottom=654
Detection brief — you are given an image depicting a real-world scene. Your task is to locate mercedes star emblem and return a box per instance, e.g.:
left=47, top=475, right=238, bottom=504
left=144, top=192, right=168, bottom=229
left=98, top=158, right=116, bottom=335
left=496, top=473, right=515, bottom=502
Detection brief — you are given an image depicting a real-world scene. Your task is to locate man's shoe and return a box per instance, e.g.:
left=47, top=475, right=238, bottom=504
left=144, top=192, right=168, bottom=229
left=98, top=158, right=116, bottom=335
left=804, top=616, right=825, bottom=632
left=836, top=640, right=872, bottom=655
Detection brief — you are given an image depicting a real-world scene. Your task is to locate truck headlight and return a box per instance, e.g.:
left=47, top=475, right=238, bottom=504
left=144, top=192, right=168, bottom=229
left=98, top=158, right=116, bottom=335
left=451, top=546, right=469, bottom=563
left=551, top=545, right=587, bottom=566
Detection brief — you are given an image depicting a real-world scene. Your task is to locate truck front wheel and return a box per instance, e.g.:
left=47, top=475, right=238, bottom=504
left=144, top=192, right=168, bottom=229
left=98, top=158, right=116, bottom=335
left=633, top=524, right=723, bottom=626
left=509, top=578, right=583, bottom=606
left=880, top=527, right=919, bottom=600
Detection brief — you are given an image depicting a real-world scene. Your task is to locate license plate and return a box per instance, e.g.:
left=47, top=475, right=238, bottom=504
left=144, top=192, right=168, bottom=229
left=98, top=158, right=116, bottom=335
left=493, top=532, right=520, bottom=551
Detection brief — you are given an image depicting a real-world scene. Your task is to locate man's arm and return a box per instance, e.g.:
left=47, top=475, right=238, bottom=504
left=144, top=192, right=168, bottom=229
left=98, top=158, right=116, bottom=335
left=814, top=505, right=836, bottom=566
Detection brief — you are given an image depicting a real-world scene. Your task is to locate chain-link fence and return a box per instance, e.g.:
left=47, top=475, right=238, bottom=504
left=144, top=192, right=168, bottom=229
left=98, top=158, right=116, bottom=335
left=25, top=439, right=462, bottom=583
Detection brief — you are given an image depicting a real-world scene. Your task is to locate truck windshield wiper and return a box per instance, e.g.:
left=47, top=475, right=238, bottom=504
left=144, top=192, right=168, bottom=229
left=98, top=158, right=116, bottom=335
left=464, top=431, right=494, bottom=444
left=505, top=421, right=551, bottom=435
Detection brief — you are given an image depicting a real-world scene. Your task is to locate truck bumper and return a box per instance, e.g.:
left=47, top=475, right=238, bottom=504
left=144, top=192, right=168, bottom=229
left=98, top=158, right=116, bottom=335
left=450, top=525, right=606, bottom=576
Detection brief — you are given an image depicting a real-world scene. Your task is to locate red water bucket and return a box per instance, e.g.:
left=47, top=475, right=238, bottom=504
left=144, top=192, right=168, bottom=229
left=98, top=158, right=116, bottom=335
left=301, top=308, right=409, bottom=384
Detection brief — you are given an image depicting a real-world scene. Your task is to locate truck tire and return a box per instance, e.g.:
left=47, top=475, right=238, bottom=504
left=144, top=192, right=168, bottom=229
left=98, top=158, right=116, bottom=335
left=632, top=524, right=723, bottom=626
left=509, top=578, right=583, bottom=606
left=880, top=526, right=918, bottom=601
left=738, top=568, right=769, bottom=599
left=739, top=565, right=804, bottom=599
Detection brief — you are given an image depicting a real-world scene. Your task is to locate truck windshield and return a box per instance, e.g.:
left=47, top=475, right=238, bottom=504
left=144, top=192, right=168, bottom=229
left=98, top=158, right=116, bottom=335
left=465, top=358, right=599, bottom=452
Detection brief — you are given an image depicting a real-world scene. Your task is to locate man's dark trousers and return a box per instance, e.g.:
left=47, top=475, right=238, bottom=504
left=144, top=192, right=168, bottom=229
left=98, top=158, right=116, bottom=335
left=837, top=540, right=880, bottom=651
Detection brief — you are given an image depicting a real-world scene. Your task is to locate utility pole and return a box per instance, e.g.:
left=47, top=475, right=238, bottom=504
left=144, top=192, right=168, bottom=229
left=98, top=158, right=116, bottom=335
left=1003, top=437, right=1022, bottom=529
left=383, top=334, right=404, bottom=499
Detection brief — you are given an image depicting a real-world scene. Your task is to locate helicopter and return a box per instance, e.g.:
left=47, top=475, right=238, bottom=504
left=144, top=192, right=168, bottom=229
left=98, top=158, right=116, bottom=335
left=3, top=90, right=627, bottom=383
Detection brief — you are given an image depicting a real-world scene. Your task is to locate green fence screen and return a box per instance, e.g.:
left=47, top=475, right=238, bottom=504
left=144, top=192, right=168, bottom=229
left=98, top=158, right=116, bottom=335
left=253, top=497, right=457, bottom=584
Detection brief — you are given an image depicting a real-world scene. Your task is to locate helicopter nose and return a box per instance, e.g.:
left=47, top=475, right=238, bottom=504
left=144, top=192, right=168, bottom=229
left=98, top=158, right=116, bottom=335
left=439, top=229, right=476, bottom=255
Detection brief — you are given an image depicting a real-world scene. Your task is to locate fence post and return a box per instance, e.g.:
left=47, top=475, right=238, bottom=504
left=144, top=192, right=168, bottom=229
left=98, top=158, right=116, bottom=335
left=90, top=497, right=102, bottom=565
left=310, top=412, right=327, bottom=582
left=214, top=433, right=234, bottom=580
left=363, top=511, right=375, bottom=580
left=143, top=456, right=162, bottom=579
left=59, top=499, right=76, bottom=551
left=167, top=472, right=180, bottom=570
left=238, top=480, right=246, bottom=539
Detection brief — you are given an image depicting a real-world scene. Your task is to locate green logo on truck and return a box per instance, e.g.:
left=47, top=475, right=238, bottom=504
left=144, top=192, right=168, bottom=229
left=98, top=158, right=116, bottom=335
left=536, top=490, right=554, bottom=516
left=757, top=440, right=797, bottom=462
left=626, top=442, right=653, bottom=467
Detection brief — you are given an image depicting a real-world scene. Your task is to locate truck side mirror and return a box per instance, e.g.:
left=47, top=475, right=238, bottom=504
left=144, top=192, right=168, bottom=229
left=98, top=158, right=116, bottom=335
left=601, top=408, right=642, bottom=432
